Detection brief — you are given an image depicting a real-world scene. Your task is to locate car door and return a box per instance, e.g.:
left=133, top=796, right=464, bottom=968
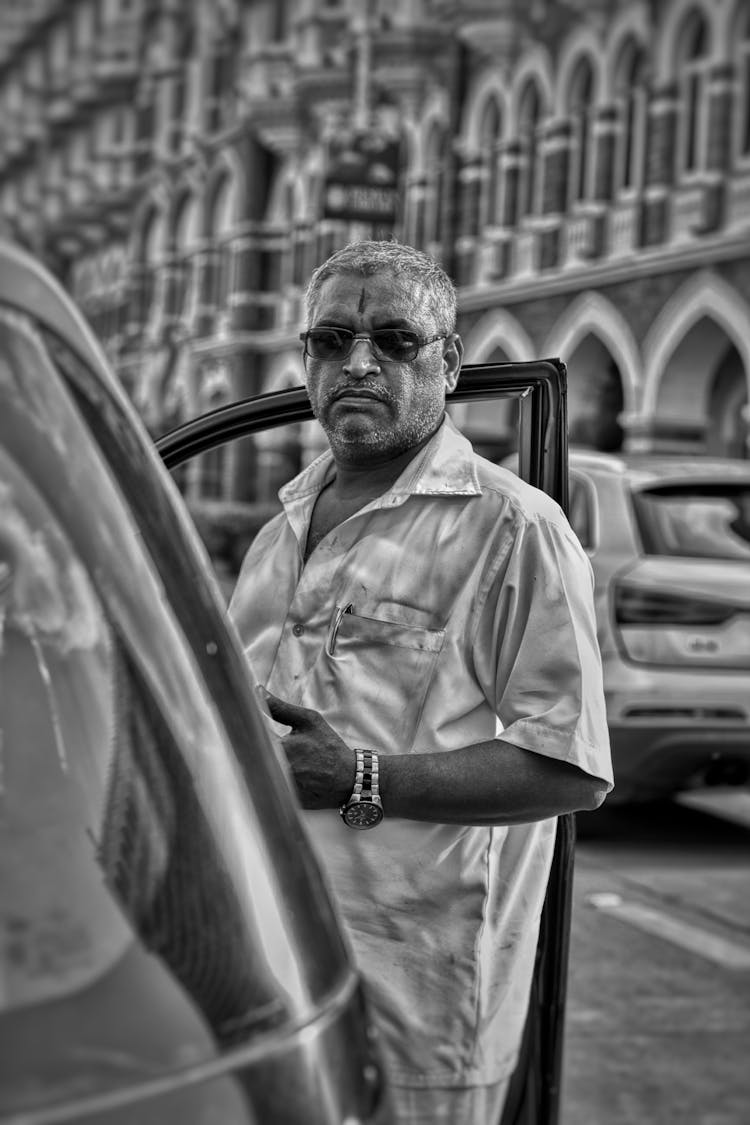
left=156, top=358, right=574, bottom=1125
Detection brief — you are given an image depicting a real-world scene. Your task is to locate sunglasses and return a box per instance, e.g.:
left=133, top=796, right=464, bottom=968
left=299, top=326, right=448, bottom=362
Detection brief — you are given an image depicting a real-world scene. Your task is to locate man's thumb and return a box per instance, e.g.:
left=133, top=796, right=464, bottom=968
left=262, top=689, right=304, bottom=727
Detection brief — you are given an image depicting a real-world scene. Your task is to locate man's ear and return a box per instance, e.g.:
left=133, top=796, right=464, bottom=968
left=443, top=334, right=464, bottom=393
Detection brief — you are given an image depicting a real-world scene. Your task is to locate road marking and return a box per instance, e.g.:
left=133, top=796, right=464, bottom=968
left=587, top=892, right=750, bottom=971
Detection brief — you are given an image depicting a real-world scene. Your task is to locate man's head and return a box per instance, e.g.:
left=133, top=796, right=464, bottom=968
left=301, top=241, right=463, bottom=465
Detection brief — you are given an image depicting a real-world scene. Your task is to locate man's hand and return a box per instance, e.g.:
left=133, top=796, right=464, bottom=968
left=262, top=690, right=356, bottom=809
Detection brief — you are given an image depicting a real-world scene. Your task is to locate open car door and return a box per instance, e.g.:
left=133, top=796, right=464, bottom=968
left=157, top=359, right=574, bottom=1125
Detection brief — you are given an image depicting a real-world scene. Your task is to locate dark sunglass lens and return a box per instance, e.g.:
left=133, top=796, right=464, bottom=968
left=373, top=330, right=419, bottom=360
left=307, top=328, right=350, bottom=358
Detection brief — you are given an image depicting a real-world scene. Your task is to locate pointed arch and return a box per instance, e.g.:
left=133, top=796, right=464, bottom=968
left=510, top=47, right=553, bottom=122
left=131, top=185, right=169, bottom=262
left=462, top=75, right=509, bottom=153
left=453, top=314, right=532, bottom=459
left=542, top=292, right=642, bottom=414
left=554, top=28, right=603, bottom=116
left=413, top=91, right=451, bottom=173
left=654, top=0, right=721, bottom=81
left=604, top=4, right=651, bottom=99
left=171, top=186, right=202, bottom=250
left=203, top=152, right=243, bottom=237
left=642, top=271, right=750, bottom=414
left=463, top=308, right=536, bottom=364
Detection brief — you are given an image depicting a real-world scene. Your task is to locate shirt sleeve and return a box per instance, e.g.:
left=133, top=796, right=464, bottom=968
left=471, top=510, right=613, bottom=787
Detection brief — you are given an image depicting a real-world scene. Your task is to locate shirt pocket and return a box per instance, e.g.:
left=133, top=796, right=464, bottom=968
left=317, top=606, right=445, bottom=752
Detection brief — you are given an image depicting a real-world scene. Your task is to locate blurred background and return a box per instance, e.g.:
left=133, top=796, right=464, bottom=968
left=0, top=0, right=748, bottom=505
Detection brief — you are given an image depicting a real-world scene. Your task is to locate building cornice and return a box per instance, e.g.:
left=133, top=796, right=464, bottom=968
left=457, top=232, right=750, bottom=310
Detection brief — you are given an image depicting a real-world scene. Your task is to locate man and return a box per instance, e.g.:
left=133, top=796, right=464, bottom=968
left=229, top=241, right=612, bottom=1124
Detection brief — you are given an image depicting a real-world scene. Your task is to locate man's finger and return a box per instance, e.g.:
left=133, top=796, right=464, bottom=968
left=263, top=690, right=311, bottom=727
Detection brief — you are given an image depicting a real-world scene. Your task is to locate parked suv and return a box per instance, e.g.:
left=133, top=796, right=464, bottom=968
left=567, top=449, right=750, bottom=804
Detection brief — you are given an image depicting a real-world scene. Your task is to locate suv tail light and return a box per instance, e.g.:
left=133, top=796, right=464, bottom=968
left=612, top=583, right=750, bottom=668
left=613, top=584, right=734, bottom=626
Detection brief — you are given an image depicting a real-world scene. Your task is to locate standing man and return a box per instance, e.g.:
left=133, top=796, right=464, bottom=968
left=229, top=241, right=612, bottom=1124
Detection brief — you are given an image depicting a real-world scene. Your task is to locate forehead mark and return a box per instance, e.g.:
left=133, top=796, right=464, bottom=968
left=357, top=286, right=368, bottom=314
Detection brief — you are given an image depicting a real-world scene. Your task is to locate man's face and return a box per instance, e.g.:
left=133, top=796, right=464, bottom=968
left=303, top=271, right=462, bottom=463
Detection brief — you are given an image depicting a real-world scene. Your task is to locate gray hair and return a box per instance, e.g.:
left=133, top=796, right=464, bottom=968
left=304, top=240, right=457, bottom=334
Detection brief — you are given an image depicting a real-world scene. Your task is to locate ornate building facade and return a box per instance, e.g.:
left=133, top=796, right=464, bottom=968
left=1, top=0, right=749, bottom=507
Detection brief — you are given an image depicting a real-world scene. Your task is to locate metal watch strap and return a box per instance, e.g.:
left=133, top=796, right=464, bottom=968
left=340, top=748, right=384, bottom=828
left=354, top=748, right=379, bottom=801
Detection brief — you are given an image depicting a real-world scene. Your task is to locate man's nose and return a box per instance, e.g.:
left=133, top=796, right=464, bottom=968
left=343, top=336, right=381, bottom=378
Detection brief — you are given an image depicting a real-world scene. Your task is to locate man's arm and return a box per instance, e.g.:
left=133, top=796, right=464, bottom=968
left=263, top=691, right=607, bottom=826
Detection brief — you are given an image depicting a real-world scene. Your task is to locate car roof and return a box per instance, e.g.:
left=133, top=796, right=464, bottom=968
left=569, top=447, right=750, bottom=487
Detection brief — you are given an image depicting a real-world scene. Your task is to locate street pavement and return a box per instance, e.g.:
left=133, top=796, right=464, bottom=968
left=560, top=793, right=750, bottom=1125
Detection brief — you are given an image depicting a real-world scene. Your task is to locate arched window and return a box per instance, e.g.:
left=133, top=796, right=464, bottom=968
left=566, top=57, right=595, bottom=207
left=676, top=10, right=710, bottom=175
left=734, top=4, right=750, bottom=162
left=614, top=39, right=648, bottom=192
left=478, top=96, right=502, bottom=229
left=516, top=80, right=542, bottom=220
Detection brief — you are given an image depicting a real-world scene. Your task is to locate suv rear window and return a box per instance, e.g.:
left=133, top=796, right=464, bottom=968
left=632, top=484, right=750, bottom=559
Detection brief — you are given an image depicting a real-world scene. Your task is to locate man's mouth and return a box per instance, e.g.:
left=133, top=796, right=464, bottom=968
left=332, top=387, right=387, bottom=403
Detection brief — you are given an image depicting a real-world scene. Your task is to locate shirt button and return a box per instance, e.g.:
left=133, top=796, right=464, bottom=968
left=292, top=623, right=305, bottom=637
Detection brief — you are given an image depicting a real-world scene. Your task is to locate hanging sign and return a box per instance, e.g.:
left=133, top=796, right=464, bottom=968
left=322, top=130, right=401, bottom=224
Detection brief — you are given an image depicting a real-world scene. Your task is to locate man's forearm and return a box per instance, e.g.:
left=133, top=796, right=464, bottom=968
left=378, top=740, right=608, bottom=825
left=262, top=690, right=607, bottom=823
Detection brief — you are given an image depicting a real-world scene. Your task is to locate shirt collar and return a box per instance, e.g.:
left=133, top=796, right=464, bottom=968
left=279, top=414, right=482, bottom=507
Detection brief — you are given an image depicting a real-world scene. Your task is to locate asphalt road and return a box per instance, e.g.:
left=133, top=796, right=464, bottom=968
left=561, top=791, right=750, bottom=1125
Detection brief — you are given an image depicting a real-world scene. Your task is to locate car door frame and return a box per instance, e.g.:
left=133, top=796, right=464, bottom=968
left=156, top=358, right=574, bottom=1125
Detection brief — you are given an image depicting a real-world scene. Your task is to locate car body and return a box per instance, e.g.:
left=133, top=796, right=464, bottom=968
left=0, top=240, right=388, bottom=1125
left=566, top=448, right=750, bottom=804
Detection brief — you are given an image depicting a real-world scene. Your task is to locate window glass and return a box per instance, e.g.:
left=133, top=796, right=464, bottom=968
left=632, top=485, right=750, bottom=559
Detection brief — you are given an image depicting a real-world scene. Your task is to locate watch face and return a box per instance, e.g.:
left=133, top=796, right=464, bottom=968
left=343, top=800, right=384, bottom=829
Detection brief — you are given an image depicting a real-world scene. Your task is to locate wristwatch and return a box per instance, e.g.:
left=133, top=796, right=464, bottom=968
left=340, top=748, right=384, bottom=829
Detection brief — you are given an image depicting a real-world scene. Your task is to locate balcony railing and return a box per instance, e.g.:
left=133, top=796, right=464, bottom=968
left=562, top=208, right=604, bottom=266
left=725, top=170, right=750, bottom=230
left=670, top=183, right=708, bottom=241
left=513, top=228, right=537, bottom=276
left=607, top=198, right=640, bottom=259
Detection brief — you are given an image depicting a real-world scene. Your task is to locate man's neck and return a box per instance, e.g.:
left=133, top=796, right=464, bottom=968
left=329, top=427, right=438, bottom=500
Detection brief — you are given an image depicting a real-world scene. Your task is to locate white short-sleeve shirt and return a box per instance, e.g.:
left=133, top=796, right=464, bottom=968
left=229, top=415, right=612, bottom=1088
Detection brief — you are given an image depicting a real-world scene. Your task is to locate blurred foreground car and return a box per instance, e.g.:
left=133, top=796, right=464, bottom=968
left=566, top=449, right=750, bottom=804
left=0, top=241, right=388, bottom=1125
